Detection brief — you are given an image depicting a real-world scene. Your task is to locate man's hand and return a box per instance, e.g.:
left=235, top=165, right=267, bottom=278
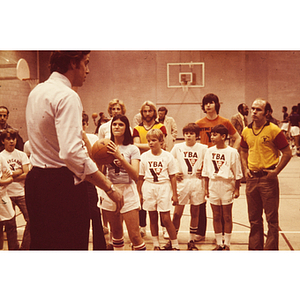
left=108, top=187, right=124, bottom=213
left=264, top=169, right=278, bottom=180
left=245, top=168, right=253, bottom=178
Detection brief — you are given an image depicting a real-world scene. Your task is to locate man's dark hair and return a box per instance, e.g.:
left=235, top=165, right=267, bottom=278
left=182, top=123, right=201, bottom=138
left=82, top=112, right=89, bottom=125
left=0, top=106, right=9, bottom=115
left=211, top=124, right=228, bottom=138
left=158, top=106, right=168, bottom=115
left=237, top=103, right=246, bottom=113
left=201, top=93, right=220, bottom=114
left=282, top=106, right=287, bottom=112
left=292, top=105, right=298, bottom=113
left=49, top=51, right=91, bottom=74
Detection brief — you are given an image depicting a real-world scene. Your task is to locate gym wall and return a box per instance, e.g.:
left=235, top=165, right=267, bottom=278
left=1, top=50, right=300, bottom=141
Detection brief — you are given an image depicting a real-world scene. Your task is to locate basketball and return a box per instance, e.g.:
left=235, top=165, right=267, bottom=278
left=92, top=112, right=98, bottom=119
left=91, top=138, right=114, bottom=165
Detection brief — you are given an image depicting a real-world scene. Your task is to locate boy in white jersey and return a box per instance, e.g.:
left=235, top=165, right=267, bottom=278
left=0, top=128, right=30, bottom=249
left=202, top=124, right=242, bottom=250
left=138, top=128, right=179, bottom=250
left=170, top=123, right=207, bottom=250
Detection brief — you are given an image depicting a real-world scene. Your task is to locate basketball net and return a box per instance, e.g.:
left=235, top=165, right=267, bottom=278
left=180, top=80, right=190, bottom=92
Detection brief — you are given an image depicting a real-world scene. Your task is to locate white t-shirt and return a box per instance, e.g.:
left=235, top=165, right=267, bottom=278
left=107, top=144, right=140, bottom=184
left=98, top=120, right=112, bottom=140
left=171, top=142, right=207, bottom=177
left=0, top=149, right=30, bottom=197
left=202, top=145, right=243, bottom=180
left=140, top=149, right=178, bottom=183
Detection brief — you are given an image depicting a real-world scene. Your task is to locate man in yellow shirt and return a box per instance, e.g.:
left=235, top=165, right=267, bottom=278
left=240, top=98, right=292, bottom=250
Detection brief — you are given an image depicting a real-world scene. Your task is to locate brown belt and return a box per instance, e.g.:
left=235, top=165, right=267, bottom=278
left=250, top=165, right=276, bottom=177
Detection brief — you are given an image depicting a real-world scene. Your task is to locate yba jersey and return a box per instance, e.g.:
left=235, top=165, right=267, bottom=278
left=140, top=150, right=178, bottom=183
left=171, top=142, right=208, bottom=177
left=202, top=145, right=243, bottom=180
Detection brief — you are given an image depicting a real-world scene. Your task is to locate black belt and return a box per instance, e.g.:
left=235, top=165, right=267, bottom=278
left=250, top=165, right=276, bottom=177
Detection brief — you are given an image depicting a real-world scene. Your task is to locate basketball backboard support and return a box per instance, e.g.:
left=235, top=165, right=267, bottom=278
left=167, top=62, right=205, bottom=90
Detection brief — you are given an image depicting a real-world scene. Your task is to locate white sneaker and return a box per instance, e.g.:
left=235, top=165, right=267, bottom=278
left=194, top=235, right=205, bottom=242
left=162, top=227, right=169, bottom=239
left=140, top=226, right=146, bottom=237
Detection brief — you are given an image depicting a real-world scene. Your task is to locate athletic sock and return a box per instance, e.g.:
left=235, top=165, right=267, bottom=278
left=133, top=242, right=146, bottom=250
left=224, top=233, right=232, bottom=246
left=112, top=237, right=125, bottom=250
left=215, top=233, right=223, bottom=246
left=152, top=236, right=160, bottom=247
left=171, top=239, right=179, bottom=249
left=189, top=226, right=198, bottom=241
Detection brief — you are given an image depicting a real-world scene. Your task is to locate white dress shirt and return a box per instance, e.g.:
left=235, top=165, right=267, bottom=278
left=26, top=71, right=98, bottom=183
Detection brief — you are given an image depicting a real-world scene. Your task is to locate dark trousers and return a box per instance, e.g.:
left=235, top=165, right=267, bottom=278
left=86, top=182, right=106, bottom=250
left=196, top=202, right=207, bottom=236
left=25, top=167, right=90, bottom=250
left=246, top=176, right=279, bottom=250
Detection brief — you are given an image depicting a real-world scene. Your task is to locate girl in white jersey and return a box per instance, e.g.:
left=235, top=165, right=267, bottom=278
left=99, top=114, right=146, bottom=250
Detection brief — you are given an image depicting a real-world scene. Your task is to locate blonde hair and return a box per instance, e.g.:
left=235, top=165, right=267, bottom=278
left=108, top=99, right=126, bottom=116
left=140, top=101, right=157, bottom=120
left=146, top=128, right=164, bottom=142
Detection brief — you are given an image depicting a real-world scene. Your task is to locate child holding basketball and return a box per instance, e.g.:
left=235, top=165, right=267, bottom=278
left=138, top=128, right=179, bottom=250
left=202, top=124, right=243, bottom=250
left=170, top=123, right=208, bottom=250
left=99, top=114, right=146, bottom=250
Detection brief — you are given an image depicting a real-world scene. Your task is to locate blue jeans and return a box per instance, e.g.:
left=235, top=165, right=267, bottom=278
left=246, top=176, right=279, bottom=250
left=10, top=195, right=30, bottom=250
left=1, top=216, right=19, bottom=250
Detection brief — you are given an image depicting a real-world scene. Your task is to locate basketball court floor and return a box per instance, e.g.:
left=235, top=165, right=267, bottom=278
left=1, top=155, right=300, bottom=251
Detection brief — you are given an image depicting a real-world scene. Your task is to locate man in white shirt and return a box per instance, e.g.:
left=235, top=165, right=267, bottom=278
left=25, top=51, right=123, bottom=250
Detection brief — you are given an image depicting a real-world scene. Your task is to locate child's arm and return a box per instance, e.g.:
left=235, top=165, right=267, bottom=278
left=169, top=174, right=178, bottom=206
left=133, top=136, right=150, bottom=152
left=0, top=169, right=13, bottom=186
left=204, top=177, right=209, bottom=198
left=13, top=164, right=30, bottom=182
left=137, top=175, right=144, bottom=205
left=11, top=168, right=23, bottom=178
left=233, top=179, right=240, bottom=198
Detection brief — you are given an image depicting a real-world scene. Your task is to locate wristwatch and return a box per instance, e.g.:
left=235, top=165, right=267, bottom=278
left=106, top=184, right=116, bottom=195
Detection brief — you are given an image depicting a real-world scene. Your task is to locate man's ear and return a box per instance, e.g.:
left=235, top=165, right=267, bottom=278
left=69, top=59, right=77, bottom=70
